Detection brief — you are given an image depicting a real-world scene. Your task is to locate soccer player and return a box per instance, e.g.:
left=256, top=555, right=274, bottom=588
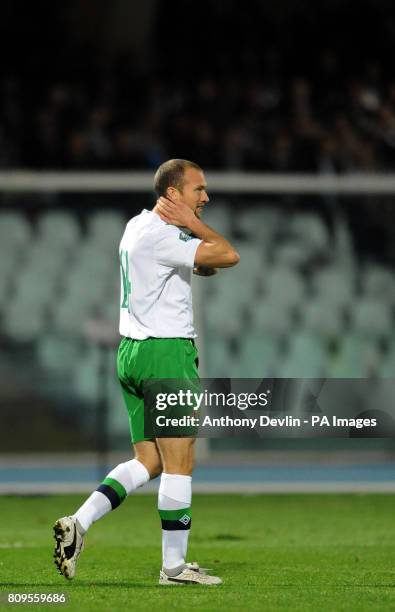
left=53, top=159, right=240, bottom=585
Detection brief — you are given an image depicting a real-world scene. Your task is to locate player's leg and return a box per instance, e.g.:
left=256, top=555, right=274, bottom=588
left=156, top=436, right=195, bottom=570
left=146, top=338, right=221, bottom=584
left=55, top=392, right=155, bottom=540
left=71, top=337, right=161, bottom=535
left=133, top=439, right=163, bottom=477
left=144, top=340, right=196, bottom=573
left=53, top=338, right=160, bottom=580
left=155, top=436, right=221, bottom=585
left=53, top=440, right=160, bottom=579
left=157, top=436, right=195, bottom=475
left=72, top=440, right=160, bottom=535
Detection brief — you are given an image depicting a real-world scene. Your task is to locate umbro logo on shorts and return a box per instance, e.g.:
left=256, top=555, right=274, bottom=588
left=179, top=514, right=191, bottom=526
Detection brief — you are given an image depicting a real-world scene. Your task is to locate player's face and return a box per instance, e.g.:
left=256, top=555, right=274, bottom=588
left=179, top=168, right=209, bottom=218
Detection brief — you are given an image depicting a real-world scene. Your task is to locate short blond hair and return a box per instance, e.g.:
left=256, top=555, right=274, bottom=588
left=154, top=159, right=202, bottom=197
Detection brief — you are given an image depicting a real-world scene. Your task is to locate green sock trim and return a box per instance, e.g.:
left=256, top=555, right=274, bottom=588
left=102, top=477, right=127, bottom=502
left=158, top=507, right=191, bottom=521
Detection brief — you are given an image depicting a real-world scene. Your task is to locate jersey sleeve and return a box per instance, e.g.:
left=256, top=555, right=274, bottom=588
left=154, top=228, right=202, bottom=268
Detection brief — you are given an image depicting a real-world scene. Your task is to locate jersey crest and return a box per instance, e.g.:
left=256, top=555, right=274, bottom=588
left=179, top=231, right=193, bottom=242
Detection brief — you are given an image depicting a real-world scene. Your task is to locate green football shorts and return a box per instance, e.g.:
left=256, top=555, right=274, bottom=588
left=117, top=337, right=199, bottom=444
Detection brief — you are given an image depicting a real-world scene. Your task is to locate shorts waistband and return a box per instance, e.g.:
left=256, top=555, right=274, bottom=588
left=123, top=336, right=195, bottom=346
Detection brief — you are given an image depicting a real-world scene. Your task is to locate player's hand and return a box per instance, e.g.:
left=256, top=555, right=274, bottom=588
left=156, top=197, right=195, bottom=228
left=193, top=266, right=218, bottom=276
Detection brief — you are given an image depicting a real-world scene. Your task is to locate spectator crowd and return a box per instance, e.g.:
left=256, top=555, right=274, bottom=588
left=1, top=0, right=395, bottom=173
left=2, top=63, right=395, bottom=173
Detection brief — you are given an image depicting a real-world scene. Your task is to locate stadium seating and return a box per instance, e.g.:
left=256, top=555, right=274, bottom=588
left=2, top=300, right=45, bottom=342
left=361, top=263, right=395, bottom=304
left=250, top=299, right=294, bottom=340
left=205, top=296, right=245, bottom=339
left=237, top=206, right=281, bottom=247
left=302, top=298, right=345, bottom=340
left=37, top=211, right=80, bottom=250
left=237, top=333, right=281, bottom=377
left=37, top=334, right=82, bottom=377
left=312, top=266, right=355, bottom=310
left=0, top=204, right=393, bottom=438
left=279, top=331, right=328, bottom=377
left=205, top=337, right=234, bottom=378
left=328, top=334, right=382, bottom=377
left=201, top=201, right=233, bottom=237
left=273, top=241, right=311, bottom=269
left=352, top=298, right=393, bottom=340
left=379, top=341, right=395, bottom=377
left=0, top=212, right=31, bottom=251
left=264, top=266, right=305, bottom=312
left=288, top=212, right=329, bottom=258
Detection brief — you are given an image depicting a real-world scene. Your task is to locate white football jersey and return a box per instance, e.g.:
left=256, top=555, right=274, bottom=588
left=119, top=209, right=202, bottom=339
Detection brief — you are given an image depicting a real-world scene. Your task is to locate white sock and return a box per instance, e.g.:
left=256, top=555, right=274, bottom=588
left=73, top=459, right=150, bottom=533
left=158, top=473, right=192, bottom=571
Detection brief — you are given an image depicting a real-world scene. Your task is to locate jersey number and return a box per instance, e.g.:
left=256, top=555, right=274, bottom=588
left=120, top=250, right=132, bottom=309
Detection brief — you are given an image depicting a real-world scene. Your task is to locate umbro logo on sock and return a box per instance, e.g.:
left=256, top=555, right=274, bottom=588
left=179, top=514, right=191, bottom=526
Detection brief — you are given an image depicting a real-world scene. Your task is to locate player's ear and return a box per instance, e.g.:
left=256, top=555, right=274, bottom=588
left=166, top=186, right=179, bottom=202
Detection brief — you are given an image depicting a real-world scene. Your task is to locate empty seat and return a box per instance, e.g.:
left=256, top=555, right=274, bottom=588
left=277, top=354, right=327, bottom=378
left=238, top=333, right=281, bottom=377
left=279, top=331, right=328, bottom=377
left=12, top=266, right=57, bottom=308
left=302, top=298, right=345, bottom=339
left=0, top=212, right=31, bottom=251
left=352, top=298, right=393, bottom=340
left=212, top=268, right=256, bottom=308
left=2, top=300, right=45, bottom=342
left=28, top=240, right=68, bottom=278
left=76, top=241, right=118, bottom=281
left=37, top=334, right=82, bottom=376
left=200, top=201, right=232, bottom=236
left=52, top=296, right=93, bottom=335
left=265, top=267, right=305, bottom=311
left=251, top=299, right=294, bottom=339
left=237, top=207, right=278, bottom=244
left=88, top=211, right=126, bottom=248
left=328, top=334, right=382, bottom=377
left=288, top=212, right=329, bottom=255
left=204, top=337, right=233, bottom=377
left=63, top=267, right=109, bottom=308
left=361, top=263, right=395, bottom=304
left=313, top=267, right=355, bottom=309
left=37, top=211, right=80, bottom=249
left=273, top=241, right=311, bottom=269
left=205, top=297, right=245, bottom=338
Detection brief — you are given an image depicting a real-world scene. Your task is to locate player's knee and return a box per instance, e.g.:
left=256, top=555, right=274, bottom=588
left=136, top=456, right=162, bottom=479
left=148, top=462, right=163, bottom=479
left=163, top=457, right=195, bottom=475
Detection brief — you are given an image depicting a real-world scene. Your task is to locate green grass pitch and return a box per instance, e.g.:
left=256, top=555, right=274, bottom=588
left=1, top=494, right=395, bottom=611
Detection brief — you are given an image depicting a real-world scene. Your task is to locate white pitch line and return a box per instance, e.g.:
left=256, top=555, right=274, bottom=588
left=0, top=543, right=38, bottom=548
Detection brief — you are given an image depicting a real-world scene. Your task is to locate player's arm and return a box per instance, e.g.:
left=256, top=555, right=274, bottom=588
left=190, top=218, right=239, bottom=268
left=156, top=197, right=240, bottom=269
